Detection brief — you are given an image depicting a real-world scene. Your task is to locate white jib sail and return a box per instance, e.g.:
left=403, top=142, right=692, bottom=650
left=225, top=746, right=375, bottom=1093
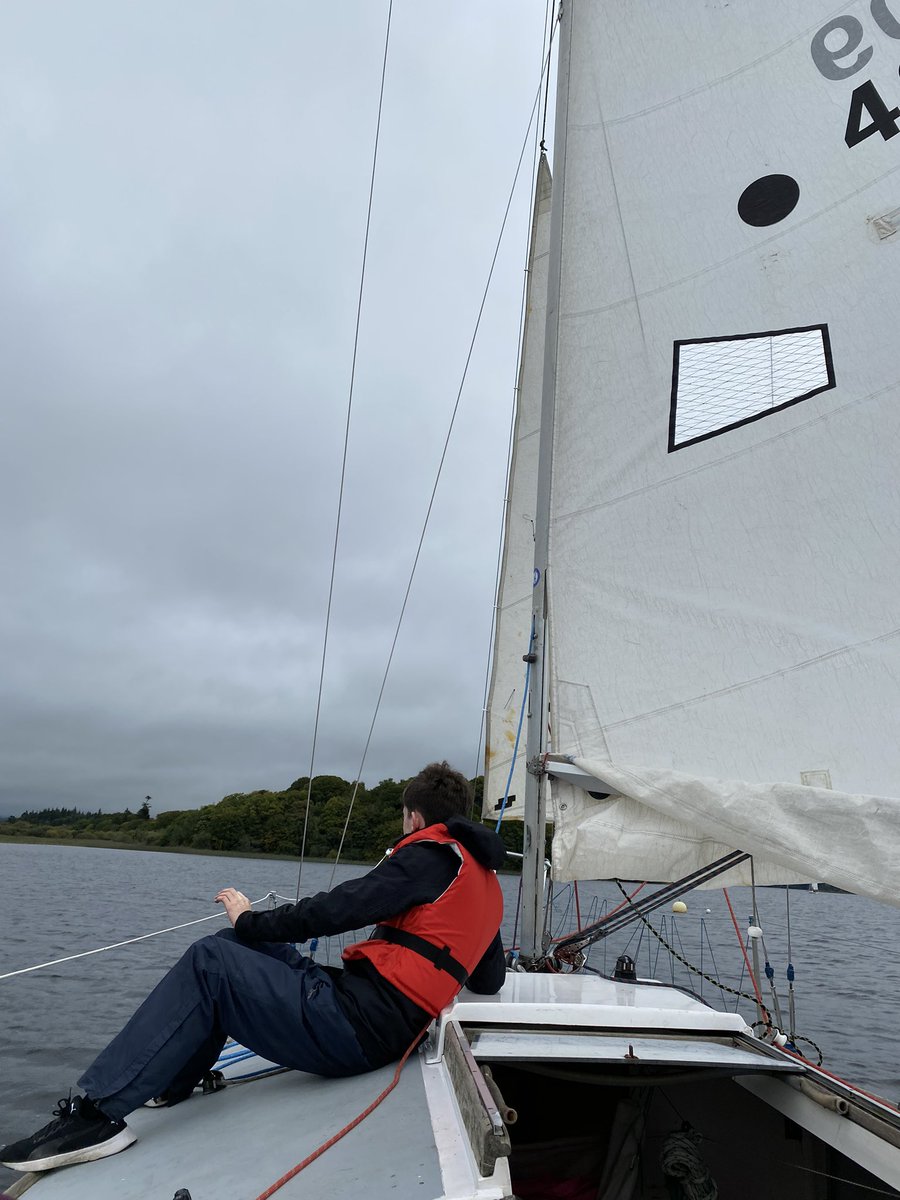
left=484, top=155, right=552, bottom=823
left=543, top=1, right=900, bottom=895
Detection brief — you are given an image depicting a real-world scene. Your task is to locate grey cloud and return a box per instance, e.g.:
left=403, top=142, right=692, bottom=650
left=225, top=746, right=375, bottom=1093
left=0, top=2, right=543, bottom=816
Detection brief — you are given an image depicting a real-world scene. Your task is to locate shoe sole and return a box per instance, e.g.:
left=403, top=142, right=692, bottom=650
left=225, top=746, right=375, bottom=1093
left=1, top=1127, right=137, bottom=1172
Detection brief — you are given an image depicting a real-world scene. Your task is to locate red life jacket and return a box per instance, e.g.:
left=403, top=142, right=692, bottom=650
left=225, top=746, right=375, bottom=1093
left=342, top=824, right=503, bottom=1017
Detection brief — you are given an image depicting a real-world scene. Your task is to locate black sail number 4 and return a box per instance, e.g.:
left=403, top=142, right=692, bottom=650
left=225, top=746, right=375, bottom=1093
left=809, top=3, right=900, bottom=146
left=845, top=76, right=900, bottom=146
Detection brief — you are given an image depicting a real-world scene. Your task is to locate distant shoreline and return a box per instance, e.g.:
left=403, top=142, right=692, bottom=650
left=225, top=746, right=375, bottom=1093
left=0, top=833, right=373, bottom=866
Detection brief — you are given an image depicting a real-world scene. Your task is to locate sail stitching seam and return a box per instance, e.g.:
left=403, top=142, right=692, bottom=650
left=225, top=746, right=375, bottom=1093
left=599, top=12, right=845, bottom=127
left=559, top=159, right=900, bottom=320
left=584, top=622, right=900, bottom=736
left=552, top=374, right=900, bottom=523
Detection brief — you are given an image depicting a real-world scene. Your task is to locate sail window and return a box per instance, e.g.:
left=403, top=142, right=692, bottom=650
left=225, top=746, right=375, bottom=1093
left=669, top=325, right=834, bottom=451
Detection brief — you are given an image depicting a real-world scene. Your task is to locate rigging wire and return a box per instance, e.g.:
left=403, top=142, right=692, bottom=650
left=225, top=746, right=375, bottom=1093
left=782, top=1165, right=900, bottom=1197
left=325, top=43, right=556, bottom=881
left=722, top=886, right=767, bottom=1016
left=493, top=618, right=535, bottom=832
left=785, top=883, right=797, bottom=1041
left=553, top=852, right=749, bottom=956
left=539, top=0, right=558, bottom=150
left=550, top=881, right=645, bottom=945
left=471, top=0, right=556, bottom=792
left=295, top=0, right=394, bottom=901
left=607, top=882, right=774, bottom=1025
left=0, top=892, right=276, bottom=982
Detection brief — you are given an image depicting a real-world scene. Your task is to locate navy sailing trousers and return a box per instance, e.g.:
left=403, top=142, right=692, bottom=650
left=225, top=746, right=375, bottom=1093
left=77, top=929, right=372, bottom=1119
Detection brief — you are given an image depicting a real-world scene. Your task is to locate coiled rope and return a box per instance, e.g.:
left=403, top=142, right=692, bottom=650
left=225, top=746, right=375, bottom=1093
left=0, top=892, right=276, bottom=981
left=659, top=1128, right=718, bottom=1200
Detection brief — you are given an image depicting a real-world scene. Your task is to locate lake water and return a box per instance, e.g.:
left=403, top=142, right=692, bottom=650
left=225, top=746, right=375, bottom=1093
left=2, top=841, right=900, bottom=1191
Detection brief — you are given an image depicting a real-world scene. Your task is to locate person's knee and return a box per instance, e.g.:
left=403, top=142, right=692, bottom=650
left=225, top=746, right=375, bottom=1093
left=185, top=931, right=234, bottom=968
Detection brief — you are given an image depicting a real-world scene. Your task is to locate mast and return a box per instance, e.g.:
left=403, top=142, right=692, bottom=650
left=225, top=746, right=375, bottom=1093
left=520, top=1, right=571, bottom=961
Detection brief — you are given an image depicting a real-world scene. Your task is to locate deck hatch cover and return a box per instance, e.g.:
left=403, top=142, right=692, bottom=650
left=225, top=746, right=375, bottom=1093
left=468, top=1030, right=802, bottom=1073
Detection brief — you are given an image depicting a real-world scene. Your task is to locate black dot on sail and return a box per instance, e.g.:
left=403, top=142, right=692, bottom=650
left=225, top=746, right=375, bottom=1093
left=737, top=175, right=800, bottom=227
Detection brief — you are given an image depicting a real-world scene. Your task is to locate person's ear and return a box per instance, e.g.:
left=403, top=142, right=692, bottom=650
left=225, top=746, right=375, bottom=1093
left=411, top=809, right=425, bottom=832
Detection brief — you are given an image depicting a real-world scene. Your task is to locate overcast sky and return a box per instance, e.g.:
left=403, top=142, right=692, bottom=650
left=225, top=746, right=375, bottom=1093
left=0, top=3, right=550, bottom=815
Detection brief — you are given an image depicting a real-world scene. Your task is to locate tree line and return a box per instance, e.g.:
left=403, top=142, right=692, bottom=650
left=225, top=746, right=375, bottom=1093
left=2, top=775, right=529, bottom=864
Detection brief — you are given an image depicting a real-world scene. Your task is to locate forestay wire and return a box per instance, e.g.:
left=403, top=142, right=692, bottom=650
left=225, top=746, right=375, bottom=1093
left=295, top=0, right=394, bottom=901
left=471, top=0, right=557, bottom=790
left=329, top=24, right=560, bottom=884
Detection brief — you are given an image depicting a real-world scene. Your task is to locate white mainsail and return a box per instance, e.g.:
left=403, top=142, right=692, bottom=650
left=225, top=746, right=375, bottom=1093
left=517, top=1, right=900, bottom=893
left=484, top=155, right=552, bottom=823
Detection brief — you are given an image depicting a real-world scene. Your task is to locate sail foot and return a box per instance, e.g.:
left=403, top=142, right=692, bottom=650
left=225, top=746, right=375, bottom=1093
left=548, top=758, right=900, bottom=904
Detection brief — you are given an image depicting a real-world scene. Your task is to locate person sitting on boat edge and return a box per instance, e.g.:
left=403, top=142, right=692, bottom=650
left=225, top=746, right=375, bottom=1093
left=0, top=760, right=506, bottom=1175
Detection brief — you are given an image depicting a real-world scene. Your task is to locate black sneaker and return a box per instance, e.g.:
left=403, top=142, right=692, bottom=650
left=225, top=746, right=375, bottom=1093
left=0, top=1095, right=136, bottom=1172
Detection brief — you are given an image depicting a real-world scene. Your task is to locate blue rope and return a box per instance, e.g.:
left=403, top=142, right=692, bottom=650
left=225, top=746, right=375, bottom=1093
left=495, top=617, right=535, bottom=832
left=216, top=1047, right=257, bottom=1067
left=226, top=1066, right=287, bottom=1083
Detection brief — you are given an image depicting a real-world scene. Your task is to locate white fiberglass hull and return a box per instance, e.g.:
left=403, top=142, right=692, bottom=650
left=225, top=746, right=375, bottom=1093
left=11, top=972, right=900, bottom=1199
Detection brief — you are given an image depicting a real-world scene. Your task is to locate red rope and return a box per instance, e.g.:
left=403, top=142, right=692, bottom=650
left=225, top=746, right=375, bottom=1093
left=549, top=881, right=646, bottom=944
left=722, top=887, right=766, bottom=1010
left=253, top=1028, right=427, bottom=1200
left=720, top=890, right=895, bottom=1107
left=605, top=881, right=646, bottom=922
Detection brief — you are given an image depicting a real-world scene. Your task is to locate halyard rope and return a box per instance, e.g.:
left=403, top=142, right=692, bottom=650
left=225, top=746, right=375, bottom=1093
left=0, top=892, right=276, bottom=981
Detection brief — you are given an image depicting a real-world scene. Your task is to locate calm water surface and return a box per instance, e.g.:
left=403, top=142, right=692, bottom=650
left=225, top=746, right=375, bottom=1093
left=2, top=842, right=900, bottom=1190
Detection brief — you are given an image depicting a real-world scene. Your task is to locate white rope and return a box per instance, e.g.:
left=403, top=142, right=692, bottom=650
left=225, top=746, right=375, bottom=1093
left=0, top=891, right=276, bottom=981
left=660, top=1129, right=718, bottom=1200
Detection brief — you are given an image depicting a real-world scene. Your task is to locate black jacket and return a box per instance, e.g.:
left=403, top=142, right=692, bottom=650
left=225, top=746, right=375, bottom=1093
left=234, top=816, right=507, bottom=1065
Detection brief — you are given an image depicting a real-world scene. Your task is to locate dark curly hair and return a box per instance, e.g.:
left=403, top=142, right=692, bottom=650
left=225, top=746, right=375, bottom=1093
left=403, top=761, right=472, bottom=827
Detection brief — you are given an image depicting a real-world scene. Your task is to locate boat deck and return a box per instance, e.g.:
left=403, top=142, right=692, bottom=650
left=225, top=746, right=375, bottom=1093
left=14, top=972, right=900, bottom=1199
left=18, top=1061, right=445, bottom=1200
